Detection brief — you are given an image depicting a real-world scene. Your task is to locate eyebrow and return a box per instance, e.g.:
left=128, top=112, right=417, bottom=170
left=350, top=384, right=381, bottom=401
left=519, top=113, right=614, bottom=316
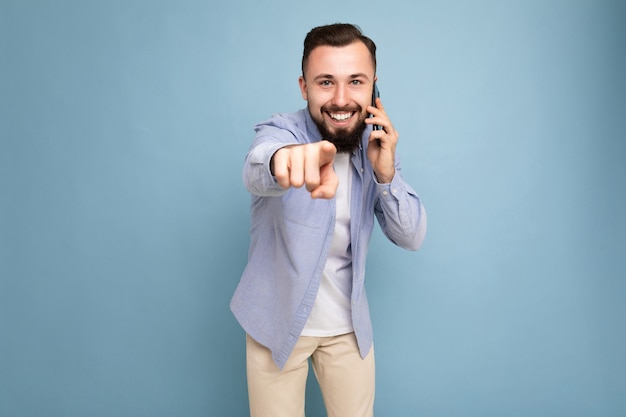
left=312, top=73, right=372, bottom=82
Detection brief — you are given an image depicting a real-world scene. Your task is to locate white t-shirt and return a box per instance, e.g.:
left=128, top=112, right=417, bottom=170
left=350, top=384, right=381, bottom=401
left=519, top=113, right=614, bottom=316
left=301, top=153, right=354, bottom=337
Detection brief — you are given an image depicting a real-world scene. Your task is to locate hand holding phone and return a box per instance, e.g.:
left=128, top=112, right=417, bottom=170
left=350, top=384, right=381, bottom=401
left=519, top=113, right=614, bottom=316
left=371, top=82, right=382, bottom=131
left=367, top=81, right=398, bottom=182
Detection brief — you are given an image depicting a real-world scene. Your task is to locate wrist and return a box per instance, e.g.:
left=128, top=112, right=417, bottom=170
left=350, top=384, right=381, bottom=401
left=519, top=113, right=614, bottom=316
left=374, top=169, right=395, bottom=184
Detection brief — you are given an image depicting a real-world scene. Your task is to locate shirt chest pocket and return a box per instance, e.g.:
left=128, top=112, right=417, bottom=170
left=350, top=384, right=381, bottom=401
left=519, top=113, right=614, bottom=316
left=280, top=188, right=332, bottom=228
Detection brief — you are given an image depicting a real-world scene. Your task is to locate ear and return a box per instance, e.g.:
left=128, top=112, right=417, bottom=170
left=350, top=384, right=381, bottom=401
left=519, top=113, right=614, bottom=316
left=298, top=76, right=308, bottom=100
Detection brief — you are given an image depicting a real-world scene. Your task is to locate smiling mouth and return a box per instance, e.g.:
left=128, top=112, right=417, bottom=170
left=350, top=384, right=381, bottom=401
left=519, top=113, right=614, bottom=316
left=327, top=111, right=355, bottom=123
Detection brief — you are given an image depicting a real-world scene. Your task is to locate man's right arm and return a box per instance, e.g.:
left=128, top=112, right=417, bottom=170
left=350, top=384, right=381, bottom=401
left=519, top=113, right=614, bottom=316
left=244, top=138, right=339, bottom=199
left=243, top=139, right=292, bottom=197
left=271, top=141, right=338, bottom=199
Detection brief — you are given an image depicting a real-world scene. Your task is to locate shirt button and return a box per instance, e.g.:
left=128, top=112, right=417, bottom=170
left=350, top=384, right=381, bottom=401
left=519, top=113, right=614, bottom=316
left=382, top=191, right=388, bottom=196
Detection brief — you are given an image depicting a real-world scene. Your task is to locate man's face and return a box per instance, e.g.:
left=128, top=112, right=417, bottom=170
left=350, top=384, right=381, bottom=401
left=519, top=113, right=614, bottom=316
left=299, top=41, right=376, bottom=152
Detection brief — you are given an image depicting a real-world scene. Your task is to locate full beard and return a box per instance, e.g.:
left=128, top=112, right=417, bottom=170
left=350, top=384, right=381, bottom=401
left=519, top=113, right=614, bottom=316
left=310, top=105, right=367, bottom=154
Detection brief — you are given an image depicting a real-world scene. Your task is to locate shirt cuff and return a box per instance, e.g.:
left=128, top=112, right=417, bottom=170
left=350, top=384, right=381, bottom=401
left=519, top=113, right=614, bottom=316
left=375, top=173, right=403, bottom=201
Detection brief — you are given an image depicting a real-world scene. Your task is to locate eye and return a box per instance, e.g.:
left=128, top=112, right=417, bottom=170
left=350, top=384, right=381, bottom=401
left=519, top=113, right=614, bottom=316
left=319, top=80, right=332, bottom=87
left=350, top=79, right=363, bottom=85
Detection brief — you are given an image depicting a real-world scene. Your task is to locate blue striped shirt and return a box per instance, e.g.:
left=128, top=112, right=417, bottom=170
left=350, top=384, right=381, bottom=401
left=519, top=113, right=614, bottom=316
left=230, top=109, right=427, bottom=369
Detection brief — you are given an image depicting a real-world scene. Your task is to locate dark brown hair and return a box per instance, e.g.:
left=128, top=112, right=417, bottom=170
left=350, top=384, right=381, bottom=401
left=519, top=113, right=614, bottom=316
left=301, top=23, right=377, bottom=77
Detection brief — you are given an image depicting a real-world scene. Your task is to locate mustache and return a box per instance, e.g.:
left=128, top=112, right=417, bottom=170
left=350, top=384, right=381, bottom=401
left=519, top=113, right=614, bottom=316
left=321, top=104, right=362, bottom=113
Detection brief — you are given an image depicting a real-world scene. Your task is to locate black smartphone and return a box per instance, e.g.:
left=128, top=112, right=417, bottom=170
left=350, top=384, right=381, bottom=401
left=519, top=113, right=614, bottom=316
left=371, top=82, right=382, bottom=131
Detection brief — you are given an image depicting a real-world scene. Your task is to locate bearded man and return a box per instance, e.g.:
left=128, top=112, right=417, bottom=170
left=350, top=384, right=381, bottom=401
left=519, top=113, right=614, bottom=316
left=230, top=23, right=427, bottom=417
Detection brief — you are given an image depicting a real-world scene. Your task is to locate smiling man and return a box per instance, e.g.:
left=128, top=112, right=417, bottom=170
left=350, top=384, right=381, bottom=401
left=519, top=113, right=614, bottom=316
left=300, top=41, right=373, bottom=154
left=230, top=23, right=427, bottom=417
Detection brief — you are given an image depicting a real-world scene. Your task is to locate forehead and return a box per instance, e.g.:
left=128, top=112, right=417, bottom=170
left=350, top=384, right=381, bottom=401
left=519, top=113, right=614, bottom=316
left=304, top=41, right=375, bottom=79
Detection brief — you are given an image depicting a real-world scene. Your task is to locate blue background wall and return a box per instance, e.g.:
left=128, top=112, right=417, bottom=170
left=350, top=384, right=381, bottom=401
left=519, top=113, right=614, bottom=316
left=1, top=0, right=624, bottom=416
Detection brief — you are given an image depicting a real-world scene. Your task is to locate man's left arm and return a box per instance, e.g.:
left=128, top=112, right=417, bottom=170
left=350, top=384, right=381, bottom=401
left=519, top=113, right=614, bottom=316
left=367, top=97, right=427, bottom=251
left=374, top=167, right=427, bottom=251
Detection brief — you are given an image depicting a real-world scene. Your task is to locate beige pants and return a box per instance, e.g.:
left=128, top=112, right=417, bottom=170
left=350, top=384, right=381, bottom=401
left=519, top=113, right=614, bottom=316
left=246, top=333, right=375, bottom=417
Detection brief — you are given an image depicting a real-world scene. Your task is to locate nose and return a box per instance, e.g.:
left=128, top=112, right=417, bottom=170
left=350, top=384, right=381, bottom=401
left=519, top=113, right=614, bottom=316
left=331, top=84, right=349, bottom=108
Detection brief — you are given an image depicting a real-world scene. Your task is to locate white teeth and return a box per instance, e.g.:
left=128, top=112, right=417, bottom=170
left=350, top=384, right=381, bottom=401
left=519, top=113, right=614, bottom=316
left=330, top=112, right=352, bottom=121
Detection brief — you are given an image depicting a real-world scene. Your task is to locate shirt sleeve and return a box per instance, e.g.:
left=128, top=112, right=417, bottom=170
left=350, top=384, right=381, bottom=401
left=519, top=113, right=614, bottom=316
left=373, top=161, right=427, bottom=251
left=243, top=140, right=289, bottom=196
left=242, top=124, right=298, bottom=197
